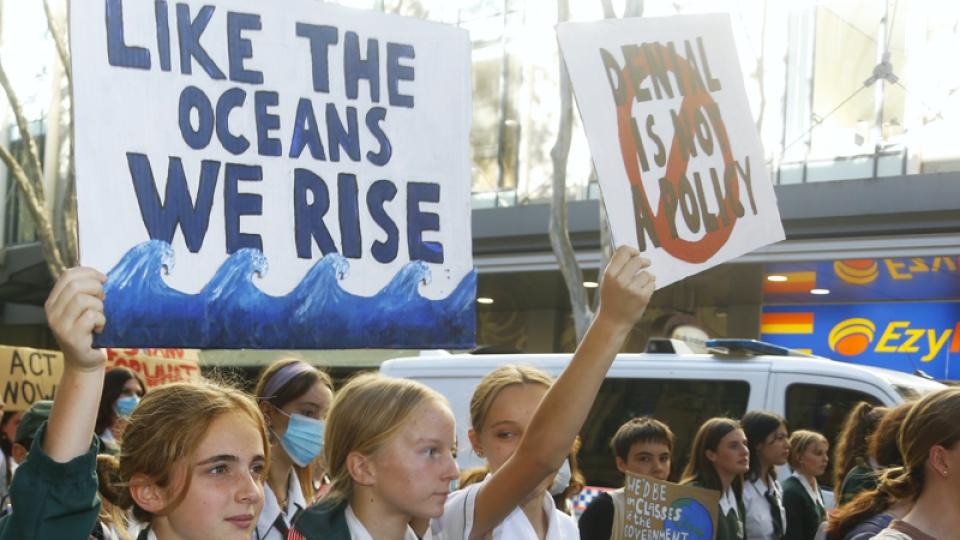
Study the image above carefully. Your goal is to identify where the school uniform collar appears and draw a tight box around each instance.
[719,485,739,518]
[255,469,307,539]
[792,472,823,508]
[344,504,422,540]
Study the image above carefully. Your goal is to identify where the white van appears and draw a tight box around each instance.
[380,340,944,503]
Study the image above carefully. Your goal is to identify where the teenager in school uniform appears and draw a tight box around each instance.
[872,388,960,540]
[578,417,675,540]
[10,268,273,540]
[782,430,828,540]
[741,411,789,540]
[290,246,655,539]
[824,401,915,540]
[681,418,750,540]
[0,268,120,538]
[253,359,333,540]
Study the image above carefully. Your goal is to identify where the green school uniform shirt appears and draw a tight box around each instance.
[289,498,351,540]
[0,422,101,540]
[839,464,877,505]
[688,480,745,540]
[782,475,825,540]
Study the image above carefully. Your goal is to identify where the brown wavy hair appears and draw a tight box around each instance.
[825,401,915,539]
[680,418,744,498]
[831,402,887,494]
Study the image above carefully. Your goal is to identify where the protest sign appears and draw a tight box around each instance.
[558,14,785,288]
[105,348,202,388]
[71,0,474,349]
[622,473,719,540]
[0,346,63,412]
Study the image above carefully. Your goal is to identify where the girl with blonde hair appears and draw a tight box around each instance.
[782,430,828,540]
[254,358,334,539]
[872,388,960,540]
[681,418,750,540]
[291,245,655,539]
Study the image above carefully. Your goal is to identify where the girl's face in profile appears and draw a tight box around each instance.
[153,411,267,540]
[365,399,459,520]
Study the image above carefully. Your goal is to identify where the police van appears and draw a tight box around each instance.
[379,340,945,503]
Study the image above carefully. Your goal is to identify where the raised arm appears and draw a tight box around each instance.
[471,246,654,537]
[43,267,108,462]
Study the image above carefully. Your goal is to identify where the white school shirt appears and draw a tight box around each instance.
[254,470,307,540]
[431,477,579,539]
[719,485,740,519]
[344,504,423,540]
[742,477,785,540]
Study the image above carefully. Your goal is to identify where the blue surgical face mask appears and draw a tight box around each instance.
[114,395,140,418]
[274,409,325,467]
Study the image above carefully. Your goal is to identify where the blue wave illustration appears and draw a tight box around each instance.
[95,240,476,349]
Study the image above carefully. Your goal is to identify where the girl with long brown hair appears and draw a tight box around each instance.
[832,403,887,504]
[681,418,750,540]
[824,401,914,540]
[872,388,960,539]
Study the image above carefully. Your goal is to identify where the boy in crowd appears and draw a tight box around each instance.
[578,417,675,540]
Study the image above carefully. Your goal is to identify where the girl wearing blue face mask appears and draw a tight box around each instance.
[254,359,334,540]
[94,367,146,455]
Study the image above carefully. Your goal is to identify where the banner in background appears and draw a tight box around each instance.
[105,348,202,388]
[761,302,960,380]
[763,256,960,302]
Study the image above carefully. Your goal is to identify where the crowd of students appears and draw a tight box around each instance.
[0,248,956,539]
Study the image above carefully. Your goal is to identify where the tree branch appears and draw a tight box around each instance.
[0,57,46,199]
[0,145,66,278]
[550,0,592,343]
[43,0,72,84]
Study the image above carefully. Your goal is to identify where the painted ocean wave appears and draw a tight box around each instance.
[95,240,476,349]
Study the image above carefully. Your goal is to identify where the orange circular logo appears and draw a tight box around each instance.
[828,318,876,357]
[834,259,879,285]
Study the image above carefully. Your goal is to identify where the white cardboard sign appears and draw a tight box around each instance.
[71,0,475,348]
[558,14,784,288]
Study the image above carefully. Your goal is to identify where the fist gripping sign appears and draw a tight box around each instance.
[558,14,784,288]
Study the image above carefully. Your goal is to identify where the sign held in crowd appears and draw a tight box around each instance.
[105,348,202,388]
[622,473,719,540]
[558,14,785,288]
[0,347,200,410]
[71,0,474,349]
[0,346,62,413]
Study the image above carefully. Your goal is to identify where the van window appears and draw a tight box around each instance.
[785,383,883,486]
[579,378,750,488]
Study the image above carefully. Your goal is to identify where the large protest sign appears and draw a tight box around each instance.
[622,473,720,540]
[558,15,784,288]
[105,348,202,388]
[71,0,474,349]
[0,346,62,413]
